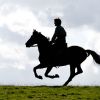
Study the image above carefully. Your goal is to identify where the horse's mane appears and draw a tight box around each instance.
[38,32,49,43]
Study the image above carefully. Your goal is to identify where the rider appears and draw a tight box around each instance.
[51,18,67,52]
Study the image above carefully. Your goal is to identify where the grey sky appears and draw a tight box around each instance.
[1,0,100,28]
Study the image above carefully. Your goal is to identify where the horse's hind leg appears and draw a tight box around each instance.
[33,64,43,79]
[75,64,83,75]
[45,67,59,79]
[63,65,75,86]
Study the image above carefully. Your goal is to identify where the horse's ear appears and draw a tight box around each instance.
[32,29,37,34]
[33,29,36,32]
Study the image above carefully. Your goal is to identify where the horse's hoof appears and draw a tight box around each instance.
[55,74,59,78]
[37,75,43,79]
[63,83,67,86]
[63,82,68,86]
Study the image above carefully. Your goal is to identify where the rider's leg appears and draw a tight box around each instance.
[45,66,59,78]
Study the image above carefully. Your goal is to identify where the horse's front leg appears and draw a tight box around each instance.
[45,66,59,79]
[63,65,75,86]
[33,64,43,79]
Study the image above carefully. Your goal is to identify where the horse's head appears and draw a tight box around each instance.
[25,30,49,47]
[25,30,40,47]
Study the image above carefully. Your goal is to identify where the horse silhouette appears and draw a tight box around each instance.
[25,30,100,86]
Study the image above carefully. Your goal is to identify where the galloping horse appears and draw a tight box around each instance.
[25,30,100,86]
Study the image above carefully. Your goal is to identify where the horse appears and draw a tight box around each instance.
[25,30,100,86]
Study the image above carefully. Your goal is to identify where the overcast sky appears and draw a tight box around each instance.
[0,0,100,86]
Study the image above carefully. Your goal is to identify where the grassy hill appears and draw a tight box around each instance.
[0,86,100,100]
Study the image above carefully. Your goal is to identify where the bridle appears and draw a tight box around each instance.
[32,44,38,47]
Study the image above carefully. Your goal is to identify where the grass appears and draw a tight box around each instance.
[0,86,100,100]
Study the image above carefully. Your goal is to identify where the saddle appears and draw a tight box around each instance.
[49,43,68,62]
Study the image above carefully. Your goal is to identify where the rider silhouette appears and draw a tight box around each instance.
[51,18,67,52]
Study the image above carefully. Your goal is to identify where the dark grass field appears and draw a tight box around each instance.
[0,86,100,100]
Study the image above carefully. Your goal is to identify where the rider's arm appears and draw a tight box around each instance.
[51,34,57,43]
[51,27,58,43]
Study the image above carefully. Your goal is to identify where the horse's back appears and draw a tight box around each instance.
[67,46,87,64]
[68,45,84,50]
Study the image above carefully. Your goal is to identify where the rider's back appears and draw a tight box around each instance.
[54,25,66,45]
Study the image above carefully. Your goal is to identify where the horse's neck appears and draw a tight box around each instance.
[37,43,48,56]
[37,33,49,55]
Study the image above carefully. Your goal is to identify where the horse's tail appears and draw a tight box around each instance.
[86,50,100,64]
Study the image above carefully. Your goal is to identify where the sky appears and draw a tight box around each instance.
[0,0,100,86]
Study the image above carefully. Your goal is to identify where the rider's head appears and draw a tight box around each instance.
[54,18,61,26]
